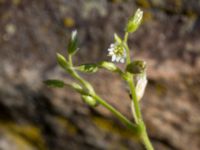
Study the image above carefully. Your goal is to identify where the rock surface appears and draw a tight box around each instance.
[0,0,200,150]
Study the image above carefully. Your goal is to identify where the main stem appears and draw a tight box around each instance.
[142,130,154,150]
[124,32,154,150]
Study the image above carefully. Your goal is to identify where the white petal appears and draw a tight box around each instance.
[110,44,115,48]
[116,56,121,62]
[109,51,114,55]
[123,49,127,57]
[108,48,114,52]
[111,55,116,62]
[120,58,125,63]
[136,75,147,100]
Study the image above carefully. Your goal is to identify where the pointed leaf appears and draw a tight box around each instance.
[114,33,122,43]
[44,79,65,88]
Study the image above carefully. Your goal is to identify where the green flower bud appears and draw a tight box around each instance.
[76,64,98,73]
[68,30,78,55]
[81,95,98,107]
[56,53,69,70]
[126,60,146,74]
[71,83,84,94]
[126,8,143,33]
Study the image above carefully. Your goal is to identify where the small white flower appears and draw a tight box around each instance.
[108,43,126,63]
[135,73,147,101]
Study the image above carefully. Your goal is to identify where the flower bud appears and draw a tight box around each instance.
[126,8,143,33]
[56,53,69,70]
[81,95,98,107]
[135,74,147,101]
[71,83,85,94]
[126,60,146,74]
[68,30,78,55]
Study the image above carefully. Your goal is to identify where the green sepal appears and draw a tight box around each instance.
[68,30,78,55]
[126,60,146,74]
[81,95,98,107]
[114,33,122,43]
[44,79,65,88]
[56,53,69,69]
[76,64,98,73]
[126,8,143,33]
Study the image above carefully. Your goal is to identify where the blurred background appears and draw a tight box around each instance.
[0,0,200,150]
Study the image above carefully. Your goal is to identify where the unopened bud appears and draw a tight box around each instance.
[126,8,143,33]
[135,74,147,101]
[81,95,98,107]
[126,60,146,74]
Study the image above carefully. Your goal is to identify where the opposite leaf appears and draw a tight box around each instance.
[44,79,65,88]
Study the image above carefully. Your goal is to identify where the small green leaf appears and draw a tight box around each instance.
[68,30,78,55]
[44,79,65,88]
[126,60,146,74]
[99,61,118,72]
[126,8,143,33]
[56,53,69,69]
[114,33,122,43]
[76,64,98,73]
[81,95,98,107]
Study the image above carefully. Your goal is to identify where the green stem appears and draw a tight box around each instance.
[67,56,95,94]
[70,70,95,94]
[69,70,139,133]
[141,128,154,150]
[124,35,141,122]
[129,79,154,150]
[128,77,142,122]
[124,32,131,64]
[92,95,139,133]
[68,54,73,66]
[66,59,139,133]
[124,33,154,150]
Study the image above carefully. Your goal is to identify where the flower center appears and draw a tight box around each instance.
[114,45,124,56]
